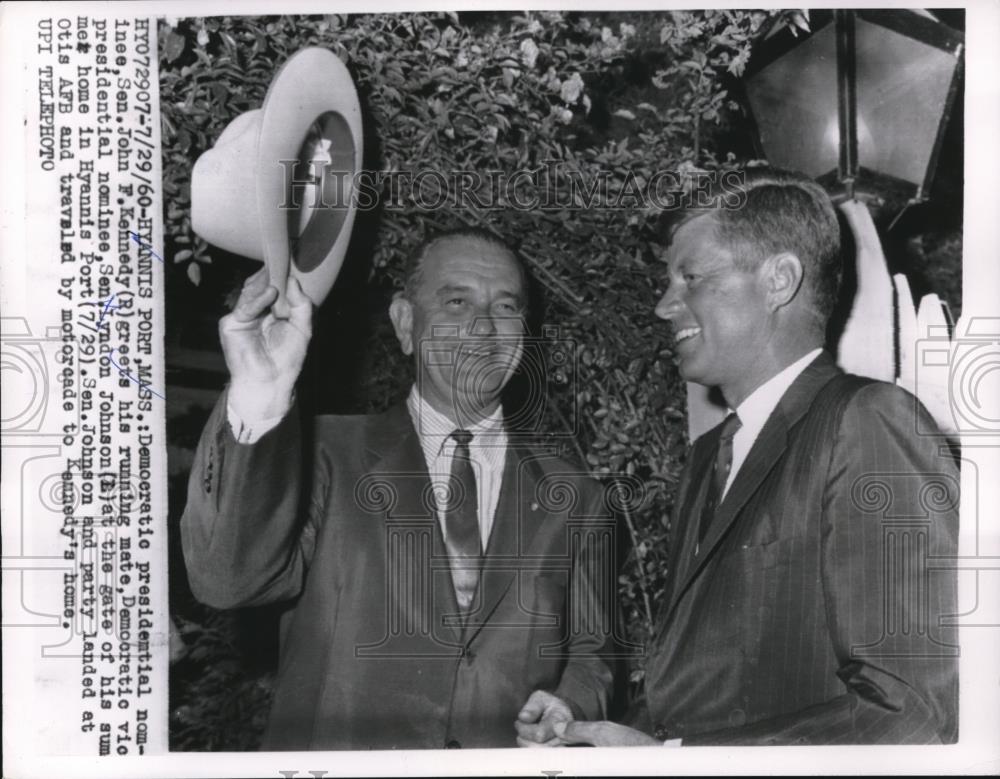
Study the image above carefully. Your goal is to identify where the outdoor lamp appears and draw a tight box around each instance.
[685,9,965,442]
[743,9,964,211]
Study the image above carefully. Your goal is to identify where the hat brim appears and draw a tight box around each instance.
[256,47,363,313]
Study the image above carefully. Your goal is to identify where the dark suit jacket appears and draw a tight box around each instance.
[639,352,958,745]
[181,396,615,750]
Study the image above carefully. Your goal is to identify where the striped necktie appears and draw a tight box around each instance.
[697,412,742,548]
[444,429,481,613]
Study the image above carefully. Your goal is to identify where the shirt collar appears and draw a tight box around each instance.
[733,348,823,436]
[406,386,505,454]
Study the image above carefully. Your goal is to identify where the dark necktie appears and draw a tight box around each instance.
[697,412,742,547]
[445,429,481,612]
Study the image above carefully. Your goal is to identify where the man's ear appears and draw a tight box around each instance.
[389,293,414,356]
[762,252,804,310]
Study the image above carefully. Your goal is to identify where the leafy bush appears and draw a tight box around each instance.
[161,10,801,749]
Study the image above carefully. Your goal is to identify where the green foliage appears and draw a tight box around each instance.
[169,609,275,750]
[161,10,791,749]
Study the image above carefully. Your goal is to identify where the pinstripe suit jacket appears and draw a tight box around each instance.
[639,352,958,744]
[181,396,615,750]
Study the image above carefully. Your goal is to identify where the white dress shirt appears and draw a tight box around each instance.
[723,348,823,499]
[405,386,507,552]
[227,385,507,552]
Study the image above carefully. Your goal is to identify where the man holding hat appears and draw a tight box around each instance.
[181,229,616,750]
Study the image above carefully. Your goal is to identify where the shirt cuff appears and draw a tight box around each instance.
[226,394,291,444]
[663,738,683,747]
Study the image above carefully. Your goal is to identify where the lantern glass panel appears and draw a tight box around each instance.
[854,18,958,186]
[745,24,838,179]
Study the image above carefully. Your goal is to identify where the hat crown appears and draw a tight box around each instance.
[191,47,363,310]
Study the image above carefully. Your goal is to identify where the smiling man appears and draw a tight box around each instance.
[517,167,959,747]
[181,229,615,749]
[389,232,527,431]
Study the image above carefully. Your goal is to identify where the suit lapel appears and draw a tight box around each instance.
[366,410,553,648]
[666,352,842,617]
[659,436,715,618]
[364,404,463,649]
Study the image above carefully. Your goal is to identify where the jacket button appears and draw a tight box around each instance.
[445,739,461,749]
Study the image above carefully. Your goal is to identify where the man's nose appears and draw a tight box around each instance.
[468,313,498,337]
[655,285,682,321]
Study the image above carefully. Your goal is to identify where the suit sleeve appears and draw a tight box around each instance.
[180,391,325,609]
[684,382,959,745]
[553,481,617,720]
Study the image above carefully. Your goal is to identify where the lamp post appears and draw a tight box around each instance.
[743,9,964,213]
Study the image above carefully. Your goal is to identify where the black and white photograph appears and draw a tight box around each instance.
[163,6,964,750]
[2,2,1000,777]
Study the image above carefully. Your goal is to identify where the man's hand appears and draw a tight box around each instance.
[221,269,312,420]
[515,690,574,747]
[555,721,662,747]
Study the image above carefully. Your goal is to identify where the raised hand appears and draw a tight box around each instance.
[220,269,313,419]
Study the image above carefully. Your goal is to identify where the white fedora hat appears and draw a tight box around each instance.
[191,47,363,314]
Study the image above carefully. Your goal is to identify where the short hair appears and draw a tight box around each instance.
[660,166,842,323]
[402,227,526,301]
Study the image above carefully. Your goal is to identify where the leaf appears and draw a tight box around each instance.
[613,109,636,121]
[727,47,751,76]
[186,262,202,286]
[164,31,186,63]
